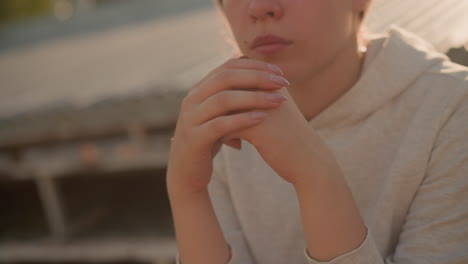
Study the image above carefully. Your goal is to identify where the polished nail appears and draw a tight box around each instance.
[249,111,267,120]
[267,93,288,103]
[270,75,290,87]
[268,64,284,76]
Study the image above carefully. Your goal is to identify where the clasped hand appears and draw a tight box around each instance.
[167,57,341,197]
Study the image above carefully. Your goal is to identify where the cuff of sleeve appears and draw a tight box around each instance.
[176,243,233,264]
[176,252,182,264]
[304,227,383,264]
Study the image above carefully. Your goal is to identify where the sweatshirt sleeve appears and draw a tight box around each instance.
[175,147,255,264]
[305,83,468,264]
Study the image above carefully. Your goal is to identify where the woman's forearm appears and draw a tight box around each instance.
[168,186,230,264]
[294,165,367,262]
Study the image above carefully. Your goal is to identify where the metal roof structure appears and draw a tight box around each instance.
[367,0,468,52]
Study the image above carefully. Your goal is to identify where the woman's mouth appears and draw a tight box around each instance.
[251,34,293,55]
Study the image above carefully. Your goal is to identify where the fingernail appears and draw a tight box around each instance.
[249,111,267,120]
[268,64,284,76]
[267,93,288,103]
[270,75,290,87]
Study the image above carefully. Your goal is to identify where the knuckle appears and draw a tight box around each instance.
[186,85,197,97]
[225,58,238,67]
[181,95,193,110]
[215,90,231,108]
[217,68,233,83]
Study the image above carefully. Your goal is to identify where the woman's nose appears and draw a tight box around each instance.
[248,0,283,21]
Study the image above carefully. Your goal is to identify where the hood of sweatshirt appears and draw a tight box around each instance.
[308,25,449,129]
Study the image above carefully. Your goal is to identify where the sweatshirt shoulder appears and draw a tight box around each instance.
[418,60,468,132]
[427,58,468,82]
[388,25,468,95]
[403,57,468,135]
[419,58,468,99]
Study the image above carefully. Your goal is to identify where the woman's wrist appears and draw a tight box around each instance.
[167,178,208,202]
[168,183,230,264]
[166,162,212,200]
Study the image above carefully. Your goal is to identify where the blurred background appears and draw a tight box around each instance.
[0,0,467,264]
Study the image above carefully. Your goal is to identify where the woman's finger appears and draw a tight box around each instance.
[193,89,288,125]
[197,110,269,145]
[187,57,284,97]
[187,68,290,105]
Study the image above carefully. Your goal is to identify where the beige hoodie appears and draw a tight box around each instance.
[176,25,468,264]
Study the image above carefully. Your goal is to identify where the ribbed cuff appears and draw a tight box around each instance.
[176,243,233,264]
[304,227,383,264]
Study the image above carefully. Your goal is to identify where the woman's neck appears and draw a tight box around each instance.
[289,38,367,122]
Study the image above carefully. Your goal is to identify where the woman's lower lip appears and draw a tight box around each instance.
[254,43,291,55]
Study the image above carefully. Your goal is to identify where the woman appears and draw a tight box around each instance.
[167,0,468,263]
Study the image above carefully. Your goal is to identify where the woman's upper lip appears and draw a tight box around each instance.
[251,34,292,49]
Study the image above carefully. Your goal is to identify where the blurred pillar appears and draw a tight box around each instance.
[36,173,68,241]
[75,0,96,12]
